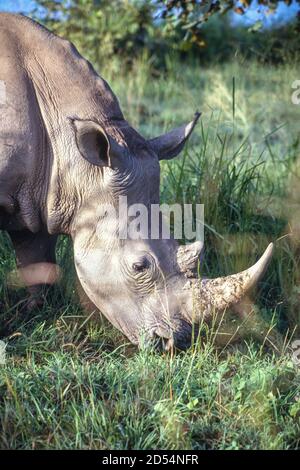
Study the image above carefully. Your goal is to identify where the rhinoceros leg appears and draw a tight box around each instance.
[8,230,58,310]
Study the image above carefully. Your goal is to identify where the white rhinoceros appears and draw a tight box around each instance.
[0,13,273,349]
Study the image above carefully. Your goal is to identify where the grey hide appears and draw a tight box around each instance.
[0,14,273,349]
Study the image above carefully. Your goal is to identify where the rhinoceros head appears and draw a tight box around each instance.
[67,113,273,349]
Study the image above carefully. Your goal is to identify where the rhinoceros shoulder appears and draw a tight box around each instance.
[0,13,123,123]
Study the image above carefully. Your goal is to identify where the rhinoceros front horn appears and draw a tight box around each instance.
[185,243,274,322]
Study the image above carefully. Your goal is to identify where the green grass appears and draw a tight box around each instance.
[1,56,300,449]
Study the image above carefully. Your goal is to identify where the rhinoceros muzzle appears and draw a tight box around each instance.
[136,242,274,351]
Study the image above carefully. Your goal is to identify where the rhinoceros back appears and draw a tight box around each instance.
[0,13,124,232]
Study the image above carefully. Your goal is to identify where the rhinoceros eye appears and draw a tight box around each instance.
[132,256,150,273]
[126,254,160,291]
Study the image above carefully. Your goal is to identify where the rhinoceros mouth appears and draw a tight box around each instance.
[152,333,174,352]
[145,318,198,351]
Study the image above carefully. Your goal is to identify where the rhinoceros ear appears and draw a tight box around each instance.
[148,112,201,161]
[72,119,115,167]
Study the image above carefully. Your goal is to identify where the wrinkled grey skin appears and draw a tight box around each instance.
[0,13,201,349]
[0,14,273,350]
